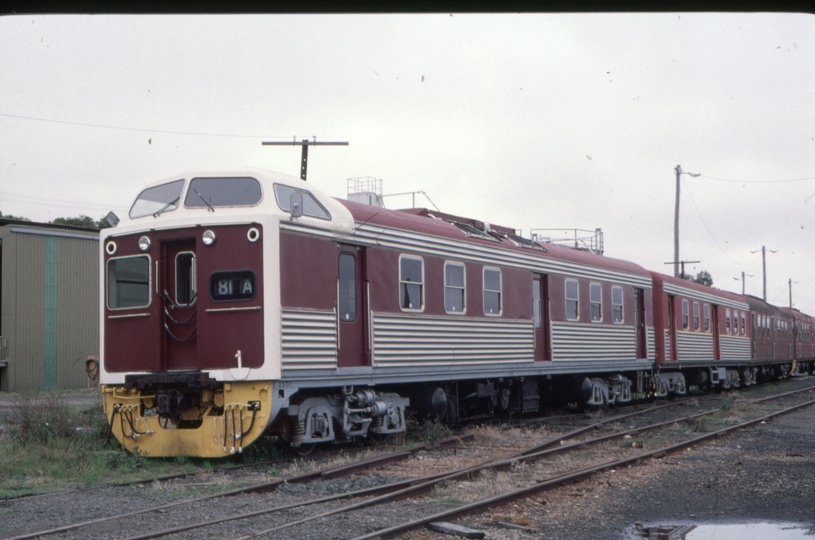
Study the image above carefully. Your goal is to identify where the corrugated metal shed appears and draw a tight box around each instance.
[0,220,100,391]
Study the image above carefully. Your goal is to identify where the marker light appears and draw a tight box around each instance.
[138,236,151,252]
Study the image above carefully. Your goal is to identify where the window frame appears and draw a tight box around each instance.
[611,285,623,324]
[106,254,152,311]
[682,299,689,330]
[184,176,262,209]
[483,266,502,316]
[338,252,357,322]
[272,183,332,220]
[565,279,579,321]
[589,282,603,322]
[399,254,425,312]
[726,308,731,334]
[174,251,197,306]
[704,304,711,332]
[444,261,467,315]
[693,302,700,331]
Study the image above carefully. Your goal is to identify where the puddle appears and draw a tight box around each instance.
[633,522,813,539]
[686,523,812,539]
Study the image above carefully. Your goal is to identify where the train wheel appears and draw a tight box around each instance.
[278,418,316,457]
[287,442,315,457]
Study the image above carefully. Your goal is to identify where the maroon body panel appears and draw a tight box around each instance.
[105,224,264,373]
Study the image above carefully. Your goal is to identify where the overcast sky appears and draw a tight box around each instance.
[1,13,813,313]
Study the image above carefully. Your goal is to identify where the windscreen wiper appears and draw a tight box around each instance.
[193,188,215,212]
[153,197,180,218]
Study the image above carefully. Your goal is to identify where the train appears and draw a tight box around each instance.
[99,168,815,457]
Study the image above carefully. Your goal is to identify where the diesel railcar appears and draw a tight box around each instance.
[99,168,813,457]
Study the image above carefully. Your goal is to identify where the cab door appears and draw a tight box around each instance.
[337,246,367,367]
[161,238,198,371]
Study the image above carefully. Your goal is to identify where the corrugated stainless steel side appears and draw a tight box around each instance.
[719,335,750,361]
[675,331,714,361]
[281,309,338,370]
[551,321,636,361]
[372,313,534,367]
[280,221,652,289]
[647,327,656,360]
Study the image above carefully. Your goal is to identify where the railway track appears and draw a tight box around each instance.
[4,380,813,540]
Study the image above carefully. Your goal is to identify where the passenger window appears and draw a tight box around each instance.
[704,304,711,332]
[399,255,424,311]
[693,302,700,331]
[444,262,466,314]
[611,286,623,323]
[107,255,151,309]
[565,279,579,321]
[483,267,502,316]
[590,283,602,322]
[682,300,689,330]
[533,278,542,329]
[726,309,731,334]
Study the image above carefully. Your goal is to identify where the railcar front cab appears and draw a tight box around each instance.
[100,174,278,457]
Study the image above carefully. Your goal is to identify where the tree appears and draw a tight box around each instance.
[687,270,713,287]
[51,215,112,229]
[0,210,31,221]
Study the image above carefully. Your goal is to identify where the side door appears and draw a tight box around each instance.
[667,296,677,361]
[635,288,647,359]
[337,245,367,367]
[533,275,551,361]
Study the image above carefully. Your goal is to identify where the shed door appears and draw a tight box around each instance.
[337,246,367,367]
[161,238,198,371]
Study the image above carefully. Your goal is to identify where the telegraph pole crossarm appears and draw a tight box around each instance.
[262,137,349,181]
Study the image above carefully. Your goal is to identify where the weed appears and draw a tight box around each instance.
[408,418,452,445]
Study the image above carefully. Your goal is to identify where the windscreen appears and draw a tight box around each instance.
[184,177,262,208]
[129,179,185,219]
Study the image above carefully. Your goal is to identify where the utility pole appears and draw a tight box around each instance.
[262,137,348,181]
[751,246,777,302]
[673,165,701,277]
[733,271,753,295]
[789,278,797,308]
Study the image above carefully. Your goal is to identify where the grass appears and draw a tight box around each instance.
[0,390,284,497]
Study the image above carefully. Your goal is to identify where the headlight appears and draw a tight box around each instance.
[138,236,151,252]
[105,241,117,255]
[202,229,216,246]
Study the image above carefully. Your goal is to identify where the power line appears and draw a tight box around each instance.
[698,174,815,184]
[682,179,746,266]
[0,112,287,139]
[0,190,126,213]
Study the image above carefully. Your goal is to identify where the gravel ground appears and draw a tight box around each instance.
[1,379,814,540]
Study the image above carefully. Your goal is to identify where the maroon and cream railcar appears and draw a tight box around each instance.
[650,273,753,389]
[744,295,802,379]
[782,308,815,371]
[100,168,662,457]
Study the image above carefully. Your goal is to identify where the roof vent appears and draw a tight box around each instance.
[347,177,385,208]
